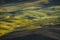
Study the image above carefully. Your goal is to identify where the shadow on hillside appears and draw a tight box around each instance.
[0,34,57,40]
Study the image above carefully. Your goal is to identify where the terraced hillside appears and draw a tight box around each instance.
[0,0,60,40]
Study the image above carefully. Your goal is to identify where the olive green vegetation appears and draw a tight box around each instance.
[0,5,60,36]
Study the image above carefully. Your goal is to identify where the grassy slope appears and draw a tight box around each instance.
[0,5,60,37]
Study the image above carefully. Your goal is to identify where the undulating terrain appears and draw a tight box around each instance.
[0,0,60,40]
